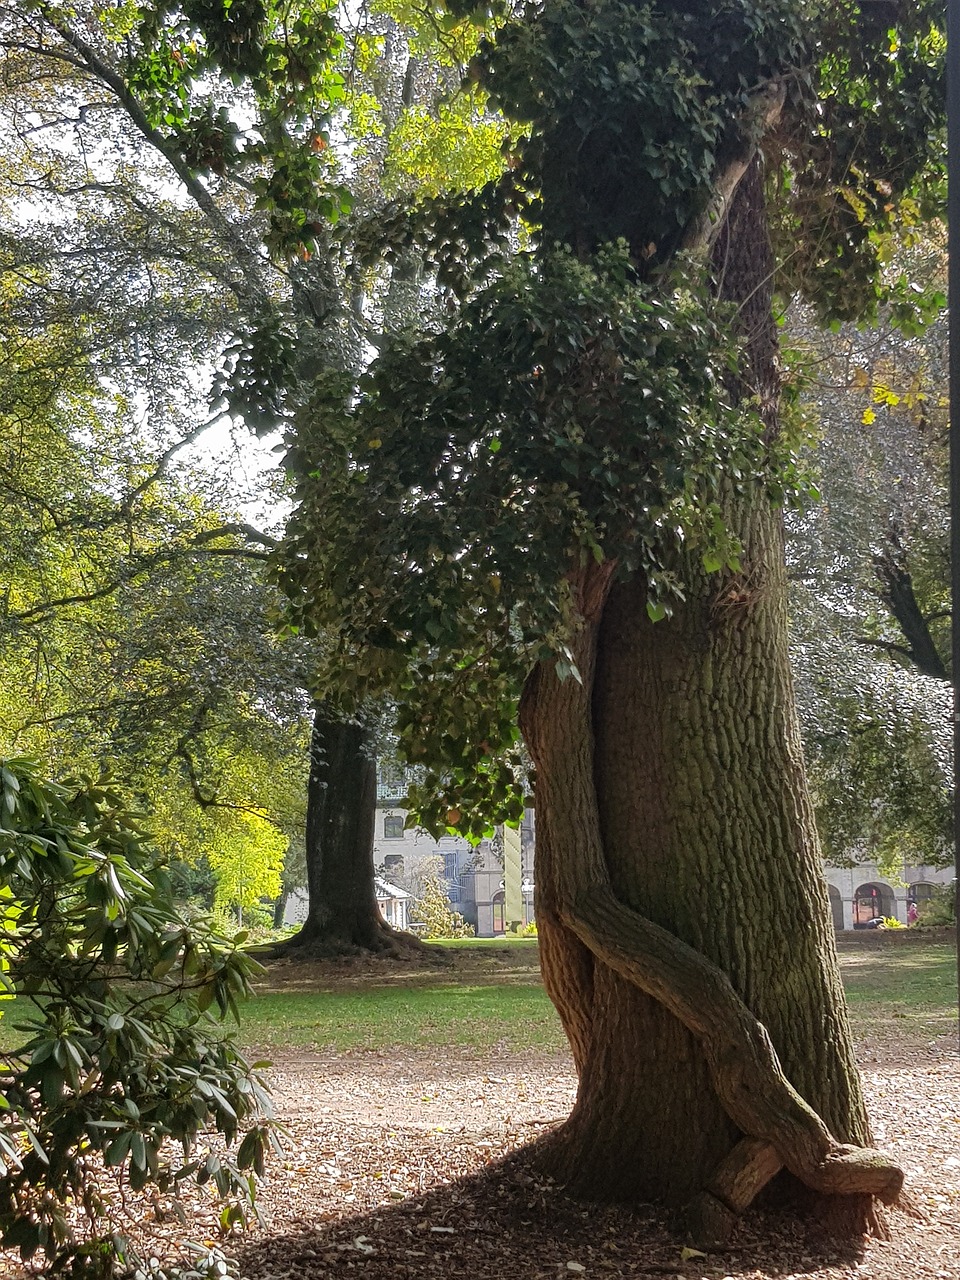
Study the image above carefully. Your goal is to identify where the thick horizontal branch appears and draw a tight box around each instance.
[9,528,275,624]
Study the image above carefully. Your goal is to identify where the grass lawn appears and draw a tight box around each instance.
[0,940,955,1058]
[838,942,958,1043]
[239,983,564,1053]
[235,940,958,1055]
[429,936,539,949]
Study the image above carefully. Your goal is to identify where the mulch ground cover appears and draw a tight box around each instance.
[229,1030,960,1280]
[2,943,958,1280]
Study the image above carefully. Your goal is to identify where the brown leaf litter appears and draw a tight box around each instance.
[2,942,958,1280]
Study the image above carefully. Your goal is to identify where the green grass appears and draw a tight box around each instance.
[838,944,958,1039]
[239,942,957,1055]
[429,936,539,949]
[1,942,955,1059]
[238,983,565,1053]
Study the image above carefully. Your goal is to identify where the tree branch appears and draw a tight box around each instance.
[118,417,228,515]
[8,527,275,624]
[173,737,286,831]
[678,80,786,254]
[872,541,949,682]
[192,523,279,550]
[28,4,271,309]
[854,636,916,664]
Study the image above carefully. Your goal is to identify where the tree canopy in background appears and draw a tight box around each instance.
[0,307,311,921]
[786,248,952,871]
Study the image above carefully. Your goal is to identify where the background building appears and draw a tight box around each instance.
[823,860,953,929]
[291,762,949,936]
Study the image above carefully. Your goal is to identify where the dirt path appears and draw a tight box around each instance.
[58,1031,953,1280]
[3,945,958,1279]
[217,1030,957,1280]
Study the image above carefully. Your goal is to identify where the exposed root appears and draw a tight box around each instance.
[814,1193,888,1242]
[710,1139,783,1209]
[265,923,438,963]
[566,885,903,1213]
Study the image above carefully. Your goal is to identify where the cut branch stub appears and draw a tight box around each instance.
[566,886,904,1206]
[686,1139,783,1249]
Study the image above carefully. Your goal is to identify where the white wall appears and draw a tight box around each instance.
[823,861,953,929]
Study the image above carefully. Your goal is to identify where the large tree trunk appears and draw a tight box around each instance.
[277,706,424,957]
[519,164,902,1240]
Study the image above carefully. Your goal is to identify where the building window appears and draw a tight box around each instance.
[853,881,895,926]
[383,815,404,840]
[383,853,404,878]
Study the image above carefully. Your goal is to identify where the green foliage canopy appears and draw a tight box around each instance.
[0,328,310,910]
[281,245,764,836]
[786,267,952,871]
[279,0,947,836]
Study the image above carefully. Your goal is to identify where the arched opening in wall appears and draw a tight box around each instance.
[909,881,936,905]
[853,881,895,927]
[491,891,506,936]
[827,884,844,932]
[908,881,936,924]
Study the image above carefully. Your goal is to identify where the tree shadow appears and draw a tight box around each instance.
[234,1145,867,1279]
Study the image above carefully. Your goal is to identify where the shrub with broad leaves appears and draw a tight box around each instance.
[0,758,277,1276]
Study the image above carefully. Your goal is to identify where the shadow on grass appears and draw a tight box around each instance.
[233,1145,866,1280]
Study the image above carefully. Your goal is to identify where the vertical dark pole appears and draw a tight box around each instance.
[949,0,960,1054]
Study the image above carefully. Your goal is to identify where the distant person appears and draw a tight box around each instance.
[907,900,919,925]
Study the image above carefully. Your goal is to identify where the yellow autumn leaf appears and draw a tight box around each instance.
[680,1246,707,1261]
[872,384,900,407]
[861,407,876,425]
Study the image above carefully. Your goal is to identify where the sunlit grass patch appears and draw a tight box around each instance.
[238,983,566,1054]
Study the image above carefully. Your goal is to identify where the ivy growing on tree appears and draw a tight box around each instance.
[278,0,946,1242]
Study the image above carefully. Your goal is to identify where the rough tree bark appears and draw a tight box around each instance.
[276,705,426,957]
[519,162,903,1242]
